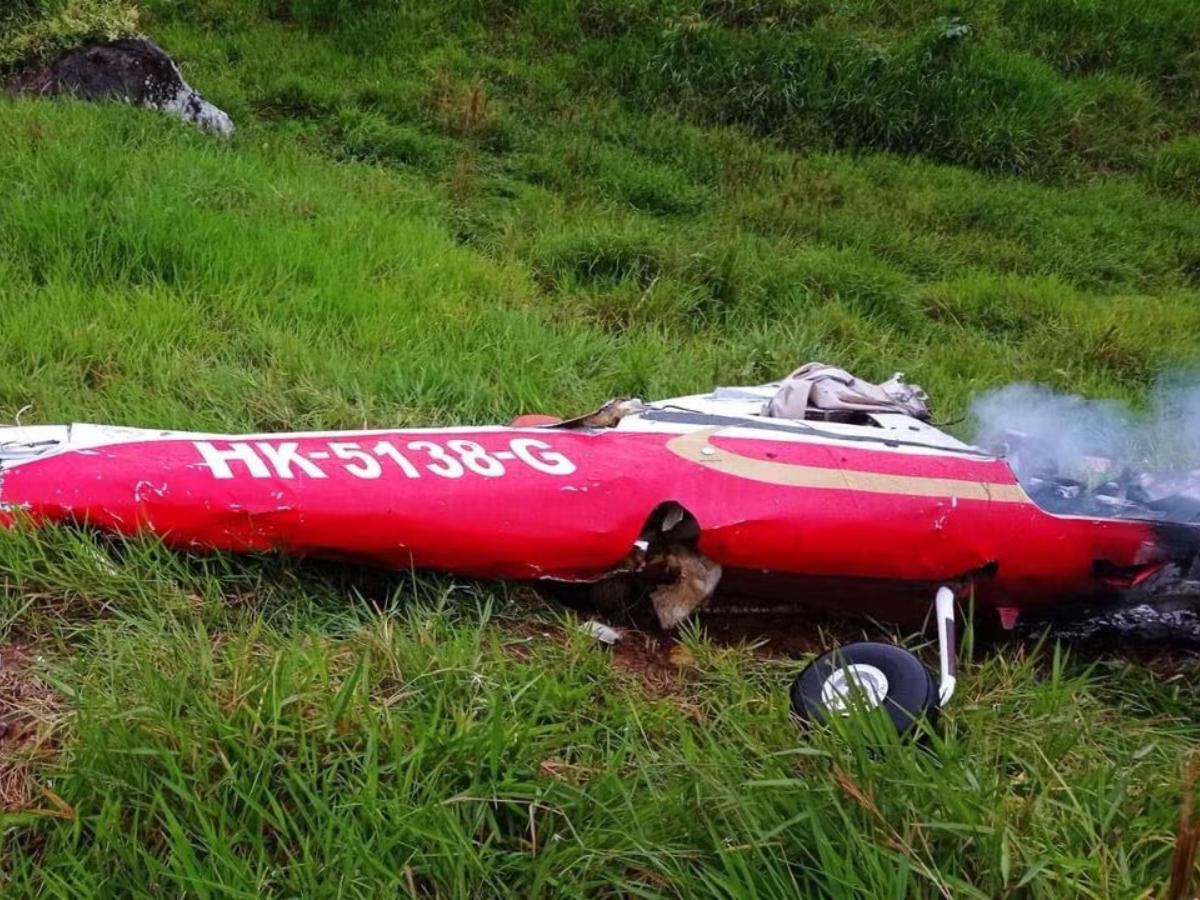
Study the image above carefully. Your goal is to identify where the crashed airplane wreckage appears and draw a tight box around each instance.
[2,363,1199,732]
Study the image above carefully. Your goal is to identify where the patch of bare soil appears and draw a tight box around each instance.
[516,585,1200,702]
[496,615,567,663]
[0,646,71,816]
[609,632,682,695]
[694,608,896,658]
[497,613,684,693]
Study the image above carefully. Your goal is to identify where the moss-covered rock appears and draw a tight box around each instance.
[0,0,140,73]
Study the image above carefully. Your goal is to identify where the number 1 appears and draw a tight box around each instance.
[373,441,421,478]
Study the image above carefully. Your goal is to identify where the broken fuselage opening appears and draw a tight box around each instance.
[582,501,723,630]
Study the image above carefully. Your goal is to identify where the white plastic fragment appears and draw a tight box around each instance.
[578,620,623,645]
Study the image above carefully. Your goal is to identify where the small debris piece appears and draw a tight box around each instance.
[650,548,723,629]
[578,620,623,645]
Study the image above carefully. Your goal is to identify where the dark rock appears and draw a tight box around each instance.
[6,37,233,135]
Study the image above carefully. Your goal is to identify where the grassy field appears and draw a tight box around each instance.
[2,1,1200,896]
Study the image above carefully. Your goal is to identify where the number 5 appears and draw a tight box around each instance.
[329,442,382,479]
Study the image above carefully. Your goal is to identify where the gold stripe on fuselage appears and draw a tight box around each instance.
[664,428,1029,503]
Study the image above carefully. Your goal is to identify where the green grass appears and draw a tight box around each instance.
[3,526,1199,898]
[2,0,1200,895]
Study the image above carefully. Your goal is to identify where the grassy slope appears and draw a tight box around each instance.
[1,1,1200,896]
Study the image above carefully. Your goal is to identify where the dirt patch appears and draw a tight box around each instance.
[514,587,1200,707]
[496,614,567,663]
[497,612,684,692]
[610,632,681,695]
[694,608,895,658]
[0,645,70,815]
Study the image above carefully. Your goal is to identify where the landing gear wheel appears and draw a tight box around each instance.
[791,642,939,736]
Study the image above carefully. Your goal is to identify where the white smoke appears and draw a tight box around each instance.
[970,376,1200,485]
[1154,373,1200,462]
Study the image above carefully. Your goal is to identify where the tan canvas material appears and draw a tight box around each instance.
[764,363,931,421]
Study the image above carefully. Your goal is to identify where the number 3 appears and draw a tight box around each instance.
[407,441,465,478]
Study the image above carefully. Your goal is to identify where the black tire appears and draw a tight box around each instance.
[790,641,939,736]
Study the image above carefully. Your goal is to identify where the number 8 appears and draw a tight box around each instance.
[446,440,505,477]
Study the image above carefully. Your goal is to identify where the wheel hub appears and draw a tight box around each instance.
[819,663,889,713]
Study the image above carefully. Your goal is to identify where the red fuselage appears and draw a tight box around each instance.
[0,413,1166,623]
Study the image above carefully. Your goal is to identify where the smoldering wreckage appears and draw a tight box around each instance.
[3,364,1200,734]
